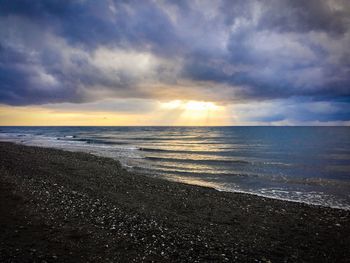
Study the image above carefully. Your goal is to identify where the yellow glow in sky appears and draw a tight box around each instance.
[0,100,230,126]
[161,100,219,111]
[160,100,225,126]
[0,106,147,126]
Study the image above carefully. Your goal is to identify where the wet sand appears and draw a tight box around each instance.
[0,142,349,262]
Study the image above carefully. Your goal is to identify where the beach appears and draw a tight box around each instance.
[0,141,349,262]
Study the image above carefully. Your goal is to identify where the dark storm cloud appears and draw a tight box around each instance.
[0,44,73,105]
[181,0,350,101]
[0,0,180,52]
[0,0,349,122]
[262,0,350,35]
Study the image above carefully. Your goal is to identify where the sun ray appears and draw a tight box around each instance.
[160,100,225,126]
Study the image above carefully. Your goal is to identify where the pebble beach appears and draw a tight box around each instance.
[0,142,349,262]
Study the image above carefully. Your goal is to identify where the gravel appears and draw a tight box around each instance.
[0,142,349,262]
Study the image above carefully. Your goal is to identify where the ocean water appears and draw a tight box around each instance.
[1,126,349,209]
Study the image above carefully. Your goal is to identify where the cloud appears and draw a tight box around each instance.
[230,98,350,124]
[257,0,350,35]
[0,0,349,123]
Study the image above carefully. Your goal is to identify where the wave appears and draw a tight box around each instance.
[120,137,199,141]
[57,137,130,145]
[139,147,229,155]
[144,156,291,167]
[145,156,250,165]
[139,164,350,189]
[287,177,350,187]
[64,135,76,138]
[133,166,254,178]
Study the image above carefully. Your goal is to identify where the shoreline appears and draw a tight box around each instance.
[1,141,349,262]
[164,175,350,211]
[3,139,349,211]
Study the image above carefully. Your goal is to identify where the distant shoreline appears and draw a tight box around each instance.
[0,142,349,262]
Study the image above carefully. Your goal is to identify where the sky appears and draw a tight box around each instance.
[0,0,349,126]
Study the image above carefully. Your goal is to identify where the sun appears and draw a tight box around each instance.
[160,100,225,125]
[184,101,219,111]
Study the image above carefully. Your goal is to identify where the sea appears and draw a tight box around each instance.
[0,126,349,209]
